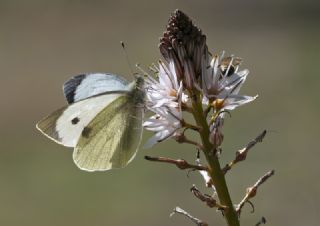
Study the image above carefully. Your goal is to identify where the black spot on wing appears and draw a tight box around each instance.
[71,117,80,125]
[63,74,86,104]
[81,127,92,138]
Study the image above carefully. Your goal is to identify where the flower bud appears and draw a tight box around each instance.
[209,117,224,147]
[210,128,224,147]
[159,10,208,89]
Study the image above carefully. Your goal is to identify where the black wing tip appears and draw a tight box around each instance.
[63,74,87,104]
[63,73,130,104]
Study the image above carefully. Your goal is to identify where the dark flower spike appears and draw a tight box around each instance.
[160,9,208,89]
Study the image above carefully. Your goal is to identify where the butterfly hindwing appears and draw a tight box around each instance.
[73,95,143,171]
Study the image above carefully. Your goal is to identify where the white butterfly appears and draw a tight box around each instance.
[37,73,145,172]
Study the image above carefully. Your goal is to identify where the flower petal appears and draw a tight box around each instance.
[223,94,258,110]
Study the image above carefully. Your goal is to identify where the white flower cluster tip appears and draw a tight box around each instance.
[143,61,185,148]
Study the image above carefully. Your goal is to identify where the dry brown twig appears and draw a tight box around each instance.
[223,130,267,174]
[173,130,204,150]
[144,156,208,171]
[170,207,209,226]
[236,170,275,215]
[190,185,228,210]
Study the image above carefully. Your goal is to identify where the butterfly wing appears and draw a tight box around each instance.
[63,73,129,104]
[73,95,144,171]
[37,74,145,171]
[36,93,124,147]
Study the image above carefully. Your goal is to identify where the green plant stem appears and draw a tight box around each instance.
[191,93,240,226]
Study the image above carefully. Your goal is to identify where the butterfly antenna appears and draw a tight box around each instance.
[120,41,137,78]
[136,63,150,78]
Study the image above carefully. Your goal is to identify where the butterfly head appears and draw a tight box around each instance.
[135,76,144,89]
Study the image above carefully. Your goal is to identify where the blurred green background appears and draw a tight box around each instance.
[0,0,319,225]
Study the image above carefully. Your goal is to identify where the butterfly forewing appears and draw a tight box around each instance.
[36,107,67,144]
[37,94,123,147]
[63,73,129,104]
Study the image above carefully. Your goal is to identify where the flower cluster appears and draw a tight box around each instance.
[143,10,257,148]
[143,10,273,226]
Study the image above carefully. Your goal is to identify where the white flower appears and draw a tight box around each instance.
[143,60,188,148]
[202,53,245,99]
[145,60,187,108]
[143,106,182,148]
[213,95,258,112]
[202,52,257,111]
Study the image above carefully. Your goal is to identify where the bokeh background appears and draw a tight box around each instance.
[0,0,319,225]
